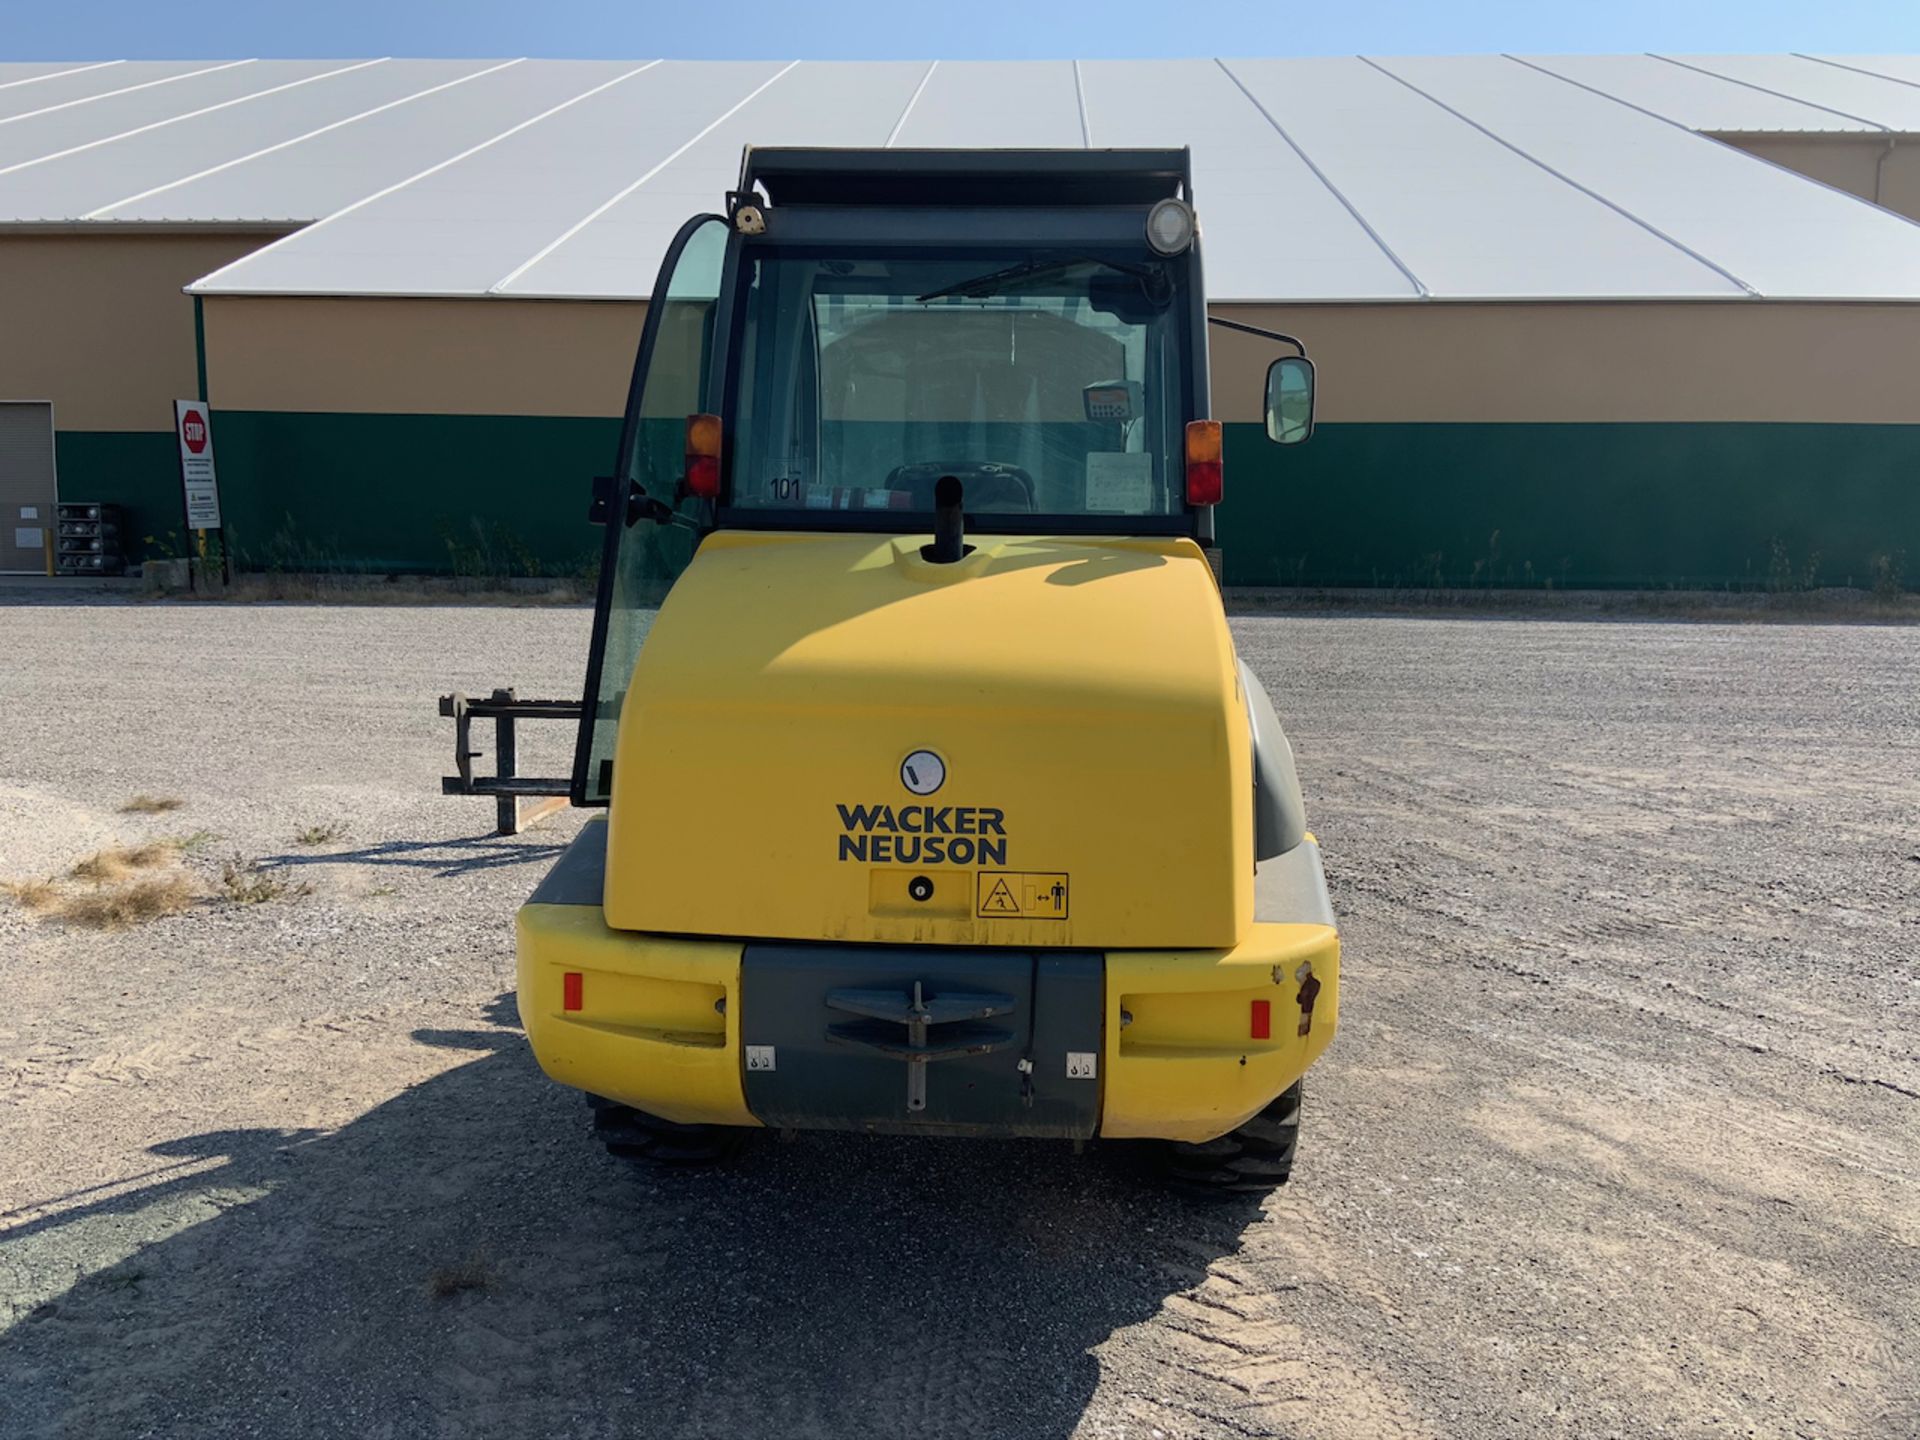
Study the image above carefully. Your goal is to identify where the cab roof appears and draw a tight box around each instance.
[738,147,1192,209]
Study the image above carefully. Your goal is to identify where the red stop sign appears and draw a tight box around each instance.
[182,410,207,454]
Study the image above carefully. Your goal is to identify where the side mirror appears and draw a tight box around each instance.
[1265,355,1315,445]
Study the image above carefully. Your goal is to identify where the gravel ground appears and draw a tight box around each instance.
[0,599,1915,1440]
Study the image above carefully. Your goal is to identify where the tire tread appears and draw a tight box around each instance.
[585,1095,742,1167]
[1162,1081,1303,1194]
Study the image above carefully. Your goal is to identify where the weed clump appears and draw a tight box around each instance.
[57,875,199,931]
[294,822,349,847]
[1869,550,1907,601]
[1,878,60,912]
[120,795,184,814]
[4,871,199,930]
[69,845,176,883]
[219,857,312,905]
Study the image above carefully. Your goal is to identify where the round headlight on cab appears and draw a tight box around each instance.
[1145,197,1195,256]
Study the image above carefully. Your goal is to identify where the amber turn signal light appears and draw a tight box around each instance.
[1185,419,1223,506]
[685,412,722,499]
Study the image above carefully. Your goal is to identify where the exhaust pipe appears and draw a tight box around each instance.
[925,474,967,564]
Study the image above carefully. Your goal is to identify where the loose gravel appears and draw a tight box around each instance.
[1,599,1914,1439]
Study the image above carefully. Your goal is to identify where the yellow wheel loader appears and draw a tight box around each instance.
[511,147,1338,1191]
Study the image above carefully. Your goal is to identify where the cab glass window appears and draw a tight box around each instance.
[729,250,1185,523]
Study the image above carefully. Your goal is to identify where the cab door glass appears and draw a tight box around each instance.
[573,215,728,804]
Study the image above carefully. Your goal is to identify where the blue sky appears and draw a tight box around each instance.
[5,0,1919,60]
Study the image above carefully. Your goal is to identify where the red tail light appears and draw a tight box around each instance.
[1250,999,1271,1039]
[1185,420,1223,506]
[563,972,583,1012]
[685,412,722,499]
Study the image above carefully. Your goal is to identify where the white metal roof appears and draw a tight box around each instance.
[1375,54,1920,300]
[4,59,512,223]
[504,60,930,299]
[1516,53,1885,133]
[1819,55,1920,90]
[0,61,377,172]
[1664,54,1920,132]
[98,60,647,227]
[890,62,1086,150]
[0,54,1914,302]
[1220,56,1745,299]
[0,60,234,122]
[0,62,91,87]
[1084,59,1421,301]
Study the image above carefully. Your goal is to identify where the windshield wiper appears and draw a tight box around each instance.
[915,254,1159,303]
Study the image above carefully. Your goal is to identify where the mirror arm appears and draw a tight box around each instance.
[1207,315,1306,357]
[589,475,691,529]
[634,495,704,532]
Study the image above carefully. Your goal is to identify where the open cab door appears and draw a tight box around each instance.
[571,214,730,805]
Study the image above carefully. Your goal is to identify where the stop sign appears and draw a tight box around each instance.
[181,409,208,454]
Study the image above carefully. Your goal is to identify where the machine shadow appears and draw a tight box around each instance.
[258,834,569,878]
[3,994,1270,1440]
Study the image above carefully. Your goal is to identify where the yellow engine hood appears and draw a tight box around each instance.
[604,531,1252,949]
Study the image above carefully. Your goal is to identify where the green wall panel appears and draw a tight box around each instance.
[212,410,619,575]
[1219,422,1920,590]
[191,411,1918,589]
[53,431,181,563]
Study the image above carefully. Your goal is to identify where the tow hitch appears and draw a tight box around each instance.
[826,980,1017,1112]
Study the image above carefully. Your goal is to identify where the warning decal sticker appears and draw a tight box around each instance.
[976,871,1069,920]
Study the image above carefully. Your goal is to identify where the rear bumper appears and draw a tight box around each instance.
[1101,923,1338,1141]
[516,821,1338,1142]
[516,902,756,1127]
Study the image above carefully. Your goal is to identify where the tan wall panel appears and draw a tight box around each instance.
[0,232,275,431]
[208,291,1920,428]
[1884,143,1920,222]
[1210,302,1920,424]
[1716,133,1920,222]
[204,295,646,417]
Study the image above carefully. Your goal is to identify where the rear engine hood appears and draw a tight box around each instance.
[604,531,1252,949]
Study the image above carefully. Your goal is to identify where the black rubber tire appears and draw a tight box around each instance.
[585,1094,743,1167]
[1162,1081,1302,1194]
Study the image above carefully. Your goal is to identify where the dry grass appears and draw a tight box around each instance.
[425,1256,495,1300]
[10,840,302,928]
[69,844,177,884]
[5,870,200,929]
[2,877,61,912]
[219,857,312,906]
[119,794,184,814]
[294,822,349,847]
[55,874,199,931]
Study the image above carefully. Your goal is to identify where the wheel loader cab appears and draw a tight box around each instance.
[517,148,1340,1184]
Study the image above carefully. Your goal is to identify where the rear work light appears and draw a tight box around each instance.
[1185,420,1223,507]
[685,412,722,499]
[1146,197,1196,256]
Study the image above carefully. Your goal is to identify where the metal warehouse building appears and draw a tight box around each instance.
[2,53,1919,587]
